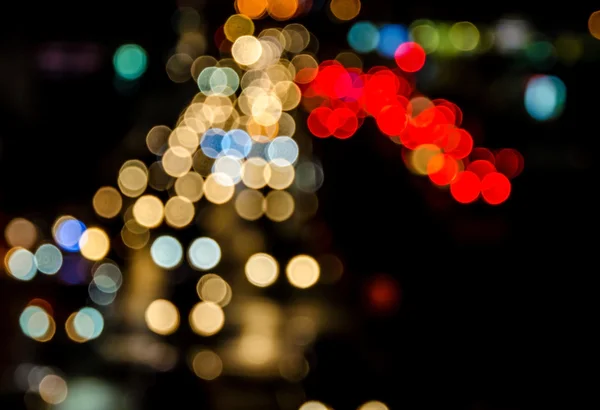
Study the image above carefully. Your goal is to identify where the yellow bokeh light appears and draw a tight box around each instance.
[286,255,320,289]
[164,196,195,228]
[330,0,361,21]
[299,401,328,410]
[146,125,171,156]
[265,190,294,222]
[189,301,225,336]
[411,24,440,54]
[245,252,279,287]
[79,228,110,261]
[224,14,255,42]
[235,189,265,221]
[118,160,148,198]
[133,195,164,228]
[232,35,263,66]
[168,126,200,154]
[192,349,223,380]
[197,274,232,306]
[145,299,180,336]
[449,21,480,51]
[162,146,193,177]
[204,173,235,204]
[358,401,389,410]
[93,186,123,219]
[267,162,295,190]
[175,171,204,202]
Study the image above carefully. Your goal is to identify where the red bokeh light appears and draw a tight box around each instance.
[394,42,426,73]
[367,274,401,314]
[300,56,521,206]
[495,148,524,179]
[450,171,481,204]
[481,172,512,205]
[467,159,496,180]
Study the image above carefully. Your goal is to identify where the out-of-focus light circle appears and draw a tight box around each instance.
[524,75,566,121]
[150,236,183,269]
[4,218,37,249]
[39,374,68,405]
[588,11,600,40]
[189,301,225,336]
[204,173,235,204]
[192,350,223,380]
[19,305,48,338]
[78,228,110,261]
[73,307,104,340]
[448,21,480,51]
[88,283,117,306]
[212,155,243,185]
[7,248,37,281]
[267,136,299,166]
[241,157,271,189]
[196,274,232,306]
[188,237,221,270]
[92,262,122,293]
[200,128,227,158]
[286,255,320,289]
[145,299,180,335]
[224,14,255,42]
[330,0,361,21]
[223,129,253,158]
[133,195,164,228]
[232,35,263,66]
[113,44,148,80]
[34,244,62,275]
[299,401,328,410]
[377,24,409,58]
[394,41,426,72]
[295,161,325,193]
[164,196,195,228]
[53,217,86,252]
[358,401,389,410]
[245,253,279,287]
[93,187,123,219]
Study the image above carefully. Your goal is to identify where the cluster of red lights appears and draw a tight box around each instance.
[300,42,523,205]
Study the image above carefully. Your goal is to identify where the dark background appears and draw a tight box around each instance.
[0,1,596,409]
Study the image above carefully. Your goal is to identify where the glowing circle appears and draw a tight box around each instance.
[347,21,380,53]
[150,236,183,269]
[188,237,221,270]
[113,44,148,80]
[524,75,566,121]
[34,244,62,275]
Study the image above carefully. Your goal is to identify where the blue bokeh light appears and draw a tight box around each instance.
[55,219,86,252]
[200,128,226,158]
[377,24,409,58]
[222,129,252,158]
[524,75,566,121]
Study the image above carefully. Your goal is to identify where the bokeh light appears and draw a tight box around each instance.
[113,44,148,80]
[524,75,566,121]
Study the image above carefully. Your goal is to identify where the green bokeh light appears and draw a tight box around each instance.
[113,44,147,80]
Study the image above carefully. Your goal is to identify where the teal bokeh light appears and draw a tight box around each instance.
[113,44,148,80]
